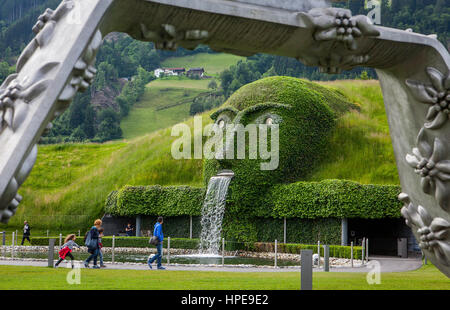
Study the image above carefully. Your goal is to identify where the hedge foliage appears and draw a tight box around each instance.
[106,180,402,220]
[270,180,403,219]
[29,237,361,259]
[105,185,205,217]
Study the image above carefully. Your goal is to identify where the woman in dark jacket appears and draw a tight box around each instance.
[84,219,102,269]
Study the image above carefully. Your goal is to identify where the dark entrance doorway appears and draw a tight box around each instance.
[348,218,419,256]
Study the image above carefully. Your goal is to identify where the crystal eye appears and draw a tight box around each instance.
[218,120,225,129]
[265,117,273,126]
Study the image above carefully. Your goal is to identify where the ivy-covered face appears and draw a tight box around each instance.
[203,76,349,215]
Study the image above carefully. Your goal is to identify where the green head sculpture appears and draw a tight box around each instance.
[203,76,354,218]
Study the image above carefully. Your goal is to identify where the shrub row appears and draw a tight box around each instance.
[106,180,402,220]
[270,180,402,219]
[105,185,205,217]
[253,242,363,260]
[30,237,361,259]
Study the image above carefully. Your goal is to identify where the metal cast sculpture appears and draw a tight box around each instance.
[0,0,449,276]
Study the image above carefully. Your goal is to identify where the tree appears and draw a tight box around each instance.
[208,79,218,90]
[70,126,87,142]
[190,102,204,115]
[82,105,96,139]
[219,70,234,97]
[95,108,122,142]
[359,71,370,80]
[0,61,10,84]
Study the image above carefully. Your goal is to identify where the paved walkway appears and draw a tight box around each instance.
[0,256,423,273]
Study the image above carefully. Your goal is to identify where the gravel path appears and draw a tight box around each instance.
[0,256,423,273]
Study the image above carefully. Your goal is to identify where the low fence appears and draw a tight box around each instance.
[1,231,368,268]
[14,235,363,260]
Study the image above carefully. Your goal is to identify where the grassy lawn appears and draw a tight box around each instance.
[161,53,244,77]
[307,80,399,185]
[0,264,447,290]
[120,85,204,139]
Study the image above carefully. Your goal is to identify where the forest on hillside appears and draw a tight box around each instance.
[0,0,448,143]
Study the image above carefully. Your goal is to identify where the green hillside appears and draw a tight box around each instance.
[120,82,204,139]
[306,80,399,184]
[1,79,398,230]
[120,53,241,139]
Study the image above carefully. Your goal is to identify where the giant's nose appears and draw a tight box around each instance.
[215,126,239,161]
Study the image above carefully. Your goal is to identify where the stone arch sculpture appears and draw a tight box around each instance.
[0,0,449,277]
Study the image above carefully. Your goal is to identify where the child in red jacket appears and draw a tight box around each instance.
[55,234,80,269]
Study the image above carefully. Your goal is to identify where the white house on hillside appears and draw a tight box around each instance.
[154,68,186,78]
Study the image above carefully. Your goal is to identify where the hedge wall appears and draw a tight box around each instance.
[270,180,403,219]
[105,185,205,217]
[106,180,402,220]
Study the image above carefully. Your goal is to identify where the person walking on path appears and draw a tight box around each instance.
[21,221,31,245]
[98,227,106,268]
[148,217,166,270]
[55,234,80,269]
[84,219,102,269]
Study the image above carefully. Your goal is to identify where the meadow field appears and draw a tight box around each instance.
[0,264,447,290]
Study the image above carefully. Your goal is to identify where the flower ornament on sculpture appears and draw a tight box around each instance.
[406,129,450,211]
[400,199,450,266]
[406,67,450,130]
[298,8,380,74]
[306,8,380,51]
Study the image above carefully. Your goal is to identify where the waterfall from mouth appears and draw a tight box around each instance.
[199,172,233,255]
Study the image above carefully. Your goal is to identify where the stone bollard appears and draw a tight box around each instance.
[48,239,55,268]
[300,249,313,290]
[11,232,15,260]
[274,239,278,268]
[167,237,170,266]
[351,241,354,268]
[1,232,4,258]
[112,235,115,264]
[366,238,369,263]
[361,238,365,265]
[222,238,225,267]
[189,216,193,239]
[323,245,330,272]
[317,241,321,268]
[59,233,62,247]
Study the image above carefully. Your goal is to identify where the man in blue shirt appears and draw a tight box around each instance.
[148,217,166,270]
